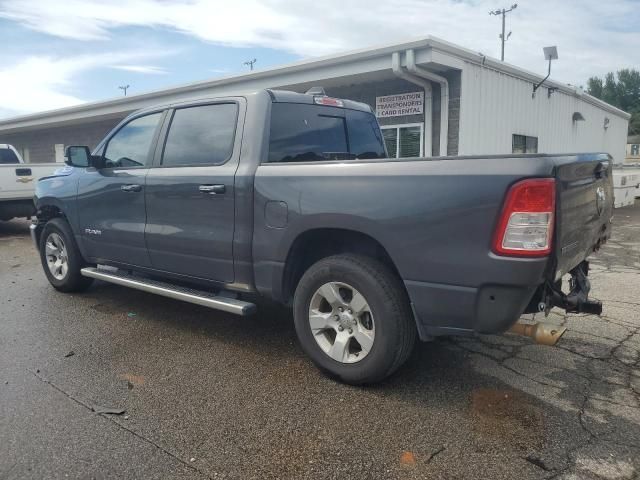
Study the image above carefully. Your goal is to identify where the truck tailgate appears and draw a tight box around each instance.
[0,163,63,200]
[553,153,613,279]
[0,165,34,200]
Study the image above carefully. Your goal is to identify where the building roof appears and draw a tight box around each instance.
[0,35,631,134]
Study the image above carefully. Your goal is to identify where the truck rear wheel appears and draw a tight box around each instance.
[293,254,416,384]
[39,218,93,293]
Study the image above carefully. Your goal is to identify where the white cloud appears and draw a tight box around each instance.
[0,0,638,86]
[0,56,88,116]
[0,50,173,117]
[109,65,168,74]
[0,0,637,118]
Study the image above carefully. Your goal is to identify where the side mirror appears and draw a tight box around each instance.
[64,145,91,167]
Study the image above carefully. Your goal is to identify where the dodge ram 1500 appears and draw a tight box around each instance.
[31,89,613,384]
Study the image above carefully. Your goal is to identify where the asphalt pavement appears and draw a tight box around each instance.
[1,205,639,480]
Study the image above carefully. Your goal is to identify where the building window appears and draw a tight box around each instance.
[381,124,423,158]
[513,134,538,154]
[54,144,65,163]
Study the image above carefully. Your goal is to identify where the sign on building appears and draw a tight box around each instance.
[375,92,424,118]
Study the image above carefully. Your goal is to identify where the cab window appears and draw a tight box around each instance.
[161,103,238,167]
[0,147,20,164]
[103,113,162,168]
[267,103,386,163]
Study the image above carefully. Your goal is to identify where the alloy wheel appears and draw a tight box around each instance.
[45,232,69,280]
[308,282,375,364]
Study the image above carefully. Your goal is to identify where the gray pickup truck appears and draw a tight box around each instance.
[32,89,613,384]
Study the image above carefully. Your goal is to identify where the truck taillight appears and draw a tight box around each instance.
[493,178,556,257]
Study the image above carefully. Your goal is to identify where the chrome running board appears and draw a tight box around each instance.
[80,267,256,316]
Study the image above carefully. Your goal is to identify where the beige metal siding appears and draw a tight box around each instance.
[458,62,628,163]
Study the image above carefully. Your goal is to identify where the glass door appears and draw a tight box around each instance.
[380,123,424,158]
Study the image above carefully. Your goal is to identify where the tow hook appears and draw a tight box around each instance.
[509,322,567,346]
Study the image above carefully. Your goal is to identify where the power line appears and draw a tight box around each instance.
[489,4,517,61]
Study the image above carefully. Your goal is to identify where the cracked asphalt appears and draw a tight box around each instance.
[1,205,639,480]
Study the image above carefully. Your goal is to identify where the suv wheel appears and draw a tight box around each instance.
[39,218,94,292]
[293,254,416,384]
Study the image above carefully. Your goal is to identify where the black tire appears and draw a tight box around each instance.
[39,217,94,293]
[293,254,416,385]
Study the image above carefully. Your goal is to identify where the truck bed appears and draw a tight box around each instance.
[253,152,612,337]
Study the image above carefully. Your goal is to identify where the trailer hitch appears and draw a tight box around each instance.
[545,261,602,315]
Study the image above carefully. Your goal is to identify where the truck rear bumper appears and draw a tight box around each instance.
[405,279,539,340]
[0,199,35,221]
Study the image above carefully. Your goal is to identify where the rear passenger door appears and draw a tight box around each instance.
[144,100,243,283]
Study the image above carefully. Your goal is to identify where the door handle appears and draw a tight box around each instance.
[121,184,142,192]
[199,184,226,195]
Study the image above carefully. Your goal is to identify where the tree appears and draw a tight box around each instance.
[586,76,603,99]
[587,69,640,136]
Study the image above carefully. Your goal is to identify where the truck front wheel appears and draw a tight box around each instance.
[39,218,93,293]
[293,254,416,384]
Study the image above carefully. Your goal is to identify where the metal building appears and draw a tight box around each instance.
[0,36,629,164]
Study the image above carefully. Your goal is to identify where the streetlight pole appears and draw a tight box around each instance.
[501,10,506,61]
[489,4,517,61]
[243,58,257,71]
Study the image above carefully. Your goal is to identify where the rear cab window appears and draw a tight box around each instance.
[267,103,386,163]
[0,148,20,164]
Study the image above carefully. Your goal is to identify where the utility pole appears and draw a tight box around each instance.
[243,58,257,71]
[489,4,517,61]
[118,84,130,96]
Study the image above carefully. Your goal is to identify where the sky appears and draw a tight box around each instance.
[0,0,638,120]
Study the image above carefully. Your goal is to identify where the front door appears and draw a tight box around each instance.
[144,101,241,283]
[77,111,164,267]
